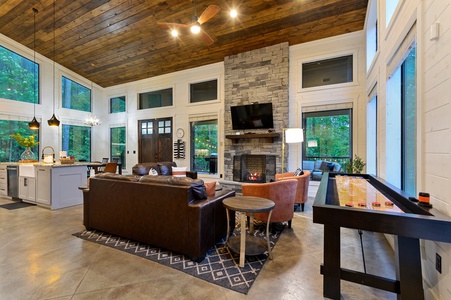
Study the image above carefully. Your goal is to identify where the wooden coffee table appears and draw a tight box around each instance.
[223,196,275,267]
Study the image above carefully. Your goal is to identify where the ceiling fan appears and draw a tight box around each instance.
[157,1,221,46]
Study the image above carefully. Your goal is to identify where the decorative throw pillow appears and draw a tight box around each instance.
[148,168,158,176]
[158,164,170,176]
[204,181,216,196]
[172,166,187,177]
[293,168,303,176]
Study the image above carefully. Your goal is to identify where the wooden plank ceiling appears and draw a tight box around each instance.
[0,0,368,88]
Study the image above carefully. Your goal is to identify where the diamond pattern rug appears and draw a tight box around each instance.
[73,216,283,294]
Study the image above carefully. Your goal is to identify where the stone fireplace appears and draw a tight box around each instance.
[233,154,276,183]
[223,42,289,182]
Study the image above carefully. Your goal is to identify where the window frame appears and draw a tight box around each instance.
[138,87,174,110]
[61,123,92,161]
[190,118,218,175]
[109,95,126,114]
[189,79,219,104]
[298,50,358,92]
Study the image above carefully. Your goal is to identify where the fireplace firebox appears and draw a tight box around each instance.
[233,154,276,183]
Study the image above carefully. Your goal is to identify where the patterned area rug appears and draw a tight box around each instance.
[73,216,284,294]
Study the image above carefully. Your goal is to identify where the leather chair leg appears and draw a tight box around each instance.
[301,203,305,212]
[288,220,292,229]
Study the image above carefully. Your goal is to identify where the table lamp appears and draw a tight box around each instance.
[282,128,303,178]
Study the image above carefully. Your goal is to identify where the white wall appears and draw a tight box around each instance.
[366,0,451,299]
[289,31,367,170]
[101,63,225,176]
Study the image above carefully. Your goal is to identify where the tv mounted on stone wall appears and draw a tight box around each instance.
[231,103,274,130]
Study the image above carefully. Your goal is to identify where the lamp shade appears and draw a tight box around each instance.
[47,114,60,127]
[285,128,303,144]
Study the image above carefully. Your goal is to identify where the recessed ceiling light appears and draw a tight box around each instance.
[230,9,237,18]
[171,29,178,37]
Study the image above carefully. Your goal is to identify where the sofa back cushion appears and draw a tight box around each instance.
[139,175,207,200]
[132,162,177,175]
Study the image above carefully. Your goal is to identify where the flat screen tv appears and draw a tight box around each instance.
[231,103,274,130]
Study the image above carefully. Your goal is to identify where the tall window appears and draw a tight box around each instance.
[366,95,377,175]
[61,124,91,161]
[110,127,126,169]
[386,0,400,27]
[191,119,218,174]
[0,46,39,104]
[110,96,126,113]
[386,46,416,195]
[303,109,352,167]
[62,76,91,112]
[0,120,40,162]
[366,0,378,70]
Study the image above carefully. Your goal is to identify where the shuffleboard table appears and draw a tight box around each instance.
[313,173,451,300]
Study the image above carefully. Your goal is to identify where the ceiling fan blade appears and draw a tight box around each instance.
[199,28,214,46]
[198,5,220,25]
[157,22,189,29]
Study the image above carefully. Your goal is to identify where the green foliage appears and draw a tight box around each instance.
[305,114,350,159]
[62,76,91,112]
[0,46,38,103]
[62,124,91,161]
[10,133,39,148]
[192,121,218,173]
[0,120,40,162]
[110,96,126,113]
[344,155,366,174]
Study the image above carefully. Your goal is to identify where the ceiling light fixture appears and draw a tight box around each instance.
[84,113,102,127]
[230,9,237,18]
[47,0,60,127]
[190,24,201,34]
[29,7,40,130]
[171,29,178,37]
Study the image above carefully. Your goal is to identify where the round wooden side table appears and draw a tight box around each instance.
[223,196,275,267]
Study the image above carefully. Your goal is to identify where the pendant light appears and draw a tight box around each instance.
[29,8,40,130]
[47,0,60,127]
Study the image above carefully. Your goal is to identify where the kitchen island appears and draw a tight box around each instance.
[16,163,88,210]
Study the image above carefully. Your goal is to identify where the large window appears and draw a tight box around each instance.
[62,76,91,112]
[0,46,39,104]
[191,119,218,174]
[386,0,400,27]
[110,96,126,113]
[303,109,352,167]
[302,55,353,88]
[190,79,218,103]
[110,127,126,169]
[61,124,91,161]
[138,88,173,109]
[366,95,377,175]
[386,46,416,195]
[0,120,40,162]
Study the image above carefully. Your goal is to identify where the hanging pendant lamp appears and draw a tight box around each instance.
[47,0,60,127]
[29,7,40,130]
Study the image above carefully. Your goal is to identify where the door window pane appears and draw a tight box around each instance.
[0,46,39,104]
[110,96,126,113]
[61,124,91,161]
[0,120,40,162]
[110,127,126,169]
[62,76,91,112]
[191,119,218,174]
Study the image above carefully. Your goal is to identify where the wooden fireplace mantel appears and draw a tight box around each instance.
[225,132,280,143]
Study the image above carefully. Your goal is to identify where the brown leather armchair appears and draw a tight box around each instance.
[275,170,310,212]
[242,179,298,228]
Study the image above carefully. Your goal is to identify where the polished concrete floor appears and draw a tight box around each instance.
[0,183,397,299]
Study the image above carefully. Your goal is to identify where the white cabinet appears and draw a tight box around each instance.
[0,165,7,196]
[19,176,36,202]
[36,167,51,205]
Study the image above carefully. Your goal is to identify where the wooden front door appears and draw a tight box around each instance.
[138,118,173,163]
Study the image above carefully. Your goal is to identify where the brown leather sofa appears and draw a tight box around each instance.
[132,161,197,179]
[81,173,235,262]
